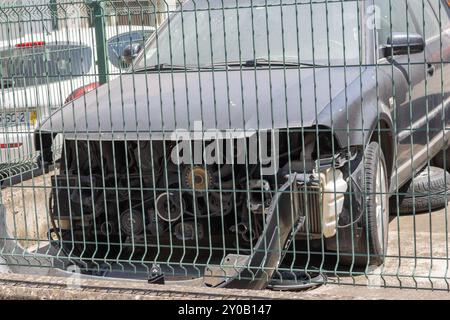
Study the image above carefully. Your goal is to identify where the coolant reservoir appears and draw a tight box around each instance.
[319,168,348,238]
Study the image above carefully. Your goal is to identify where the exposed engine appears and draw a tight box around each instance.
[50,130,347,264]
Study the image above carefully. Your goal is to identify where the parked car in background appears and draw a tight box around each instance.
[0,25,154,165]
[37,0,450,289]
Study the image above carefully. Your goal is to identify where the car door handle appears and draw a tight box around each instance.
[427,64,435,76]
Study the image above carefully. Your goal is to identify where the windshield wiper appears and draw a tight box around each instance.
[134,59,323,72]
[211,58,323,68]
[134,63,198,72]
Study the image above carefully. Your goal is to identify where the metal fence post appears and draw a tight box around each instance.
[49,0,58,31]
[87,0,108,85]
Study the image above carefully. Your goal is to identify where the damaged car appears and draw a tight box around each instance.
[36,0,450,289]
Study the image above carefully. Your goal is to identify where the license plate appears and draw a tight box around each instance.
[0,110,37,126]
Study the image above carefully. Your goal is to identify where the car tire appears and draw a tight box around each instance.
[34,132,54,166]
[337,142,389,267]
[432,147,450,172]
[36,153,52,169]
[396,166,450,215]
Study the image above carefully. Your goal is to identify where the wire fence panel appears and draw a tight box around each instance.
[1,0,450,292]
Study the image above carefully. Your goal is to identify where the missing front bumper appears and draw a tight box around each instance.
[204,168,347,290]
[200,173,316,290]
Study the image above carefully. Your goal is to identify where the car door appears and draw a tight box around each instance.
[407,0,448,160]
[426,0,450,147]
[375,0,431,184]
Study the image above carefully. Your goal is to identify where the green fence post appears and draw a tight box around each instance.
[87,0,108,85]
[49,0,58,30]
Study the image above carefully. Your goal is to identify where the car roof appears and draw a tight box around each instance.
[0,25,155,49]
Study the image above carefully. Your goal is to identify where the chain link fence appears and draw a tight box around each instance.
[1,0,450,292]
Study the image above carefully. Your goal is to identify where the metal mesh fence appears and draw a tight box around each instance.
[0,0,450,291]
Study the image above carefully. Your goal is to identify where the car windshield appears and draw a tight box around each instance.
[0,44,92,88]
[137,0,362,69]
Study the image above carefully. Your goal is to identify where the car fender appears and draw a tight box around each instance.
[315,67,395,151]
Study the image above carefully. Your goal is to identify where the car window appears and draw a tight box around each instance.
[409,0,441,39]
[374,0,420,44]
[107,30,153,69]
[0,44,92,88]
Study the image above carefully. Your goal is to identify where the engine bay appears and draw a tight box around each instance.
[49,130,349,266]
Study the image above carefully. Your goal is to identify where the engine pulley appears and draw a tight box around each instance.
[183,166,213,193]
[155,192,184,222]
[120,209,145,236]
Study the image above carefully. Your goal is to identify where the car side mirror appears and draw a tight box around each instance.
[121,43,143,67]
[384,32,425,57]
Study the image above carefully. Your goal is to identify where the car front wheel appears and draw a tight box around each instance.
[336,141,390,267]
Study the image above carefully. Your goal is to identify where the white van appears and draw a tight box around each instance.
[0,25,154,165]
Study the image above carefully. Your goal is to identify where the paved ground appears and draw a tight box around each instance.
[0,272,449,300]
[1,170,450,297]
[344,205,450,291]
[1,171,52,249]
